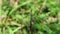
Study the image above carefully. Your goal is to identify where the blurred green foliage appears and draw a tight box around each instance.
[0,0,60,34]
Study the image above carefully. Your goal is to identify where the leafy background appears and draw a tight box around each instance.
[0,0,60,34]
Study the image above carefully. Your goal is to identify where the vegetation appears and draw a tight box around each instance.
[0,0,60,34]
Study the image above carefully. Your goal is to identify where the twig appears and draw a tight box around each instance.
[30,9,35,34]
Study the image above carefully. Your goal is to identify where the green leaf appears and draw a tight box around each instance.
[9,1,31,15]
